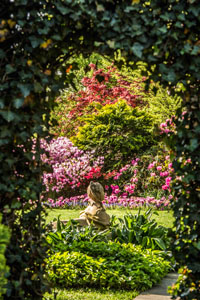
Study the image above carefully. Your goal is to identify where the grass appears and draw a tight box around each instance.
[44,288,139,300]
[46,207,174,228]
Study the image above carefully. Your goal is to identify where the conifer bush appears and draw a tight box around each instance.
[72,100,155,171]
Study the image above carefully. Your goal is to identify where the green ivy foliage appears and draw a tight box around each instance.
[72,100,155,170]
[0,1,73,299]
[166,107,200,299]
[0,215,10,300]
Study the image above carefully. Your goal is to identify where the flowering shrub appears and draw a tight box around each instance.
[159,111,187,136]
[50,55,182,141]
[41,137,104,201]
[101,148,175,209]
[42,138,175,209]
[160,116,176,135]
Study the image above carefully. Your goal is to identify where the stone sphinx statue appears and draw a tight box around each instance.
[52,181,110,230]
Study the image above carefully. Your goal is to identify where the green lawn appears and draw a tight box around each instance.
[44,288,138,300]
[46,207,174,228]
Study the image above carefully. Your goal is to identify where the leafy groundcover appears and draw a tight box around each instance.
[46,240,171,291]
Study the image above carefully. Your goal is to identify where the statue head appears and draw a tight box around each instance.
[87,181,104,203]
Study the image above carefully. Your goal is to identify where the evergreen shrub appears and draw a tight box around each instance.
[72,100,155,171]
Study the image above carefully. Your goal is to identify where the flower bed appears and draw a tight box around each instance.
[41,137,175,209]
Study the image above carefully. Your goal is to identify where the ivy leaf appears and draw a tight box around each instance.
[188,138,199,151]
[193,241,200,250]
[55,3,71,15]
[34,82,43,93]
[6,64,16,74]
[159,26,167,34]
[18,84,31,97]
[11,199,22,209]
[131,42,143,58]
[29,36,42,48]
[13,98,24,109]
[167,70,176,82]
[0,99,5,109]
[0,49,5,59]
[0,111,17,122]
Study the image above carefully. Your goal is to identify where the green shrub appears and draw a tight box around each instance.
[46,241,171,291]
[110,209,170,251]
[0,214,10,300]
[71,100,155,171]
[46,218,109,250]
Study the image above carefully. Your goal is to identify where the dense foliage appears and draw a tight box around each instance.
[46,240,171,291]
[0,215,10,300]
[47,209,171,252]
[51,61,143,138]
[0,1,76,298]
[1,0,200,299]
[110,209,170,251]
[46,211,173,292]
[71,100,155,170]
[51,56,182,138]
[166,110,200,300]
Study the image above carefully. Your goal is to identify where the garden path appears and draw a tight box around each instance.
[134,273,179,300]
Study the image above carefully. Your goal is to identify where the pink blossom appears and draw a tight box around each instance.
[148,162,155,169]
[162,185,168,190]
[160,122,167,128]
[157,166,162,171]
[89,63,96,70]
[160,171,169,177]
